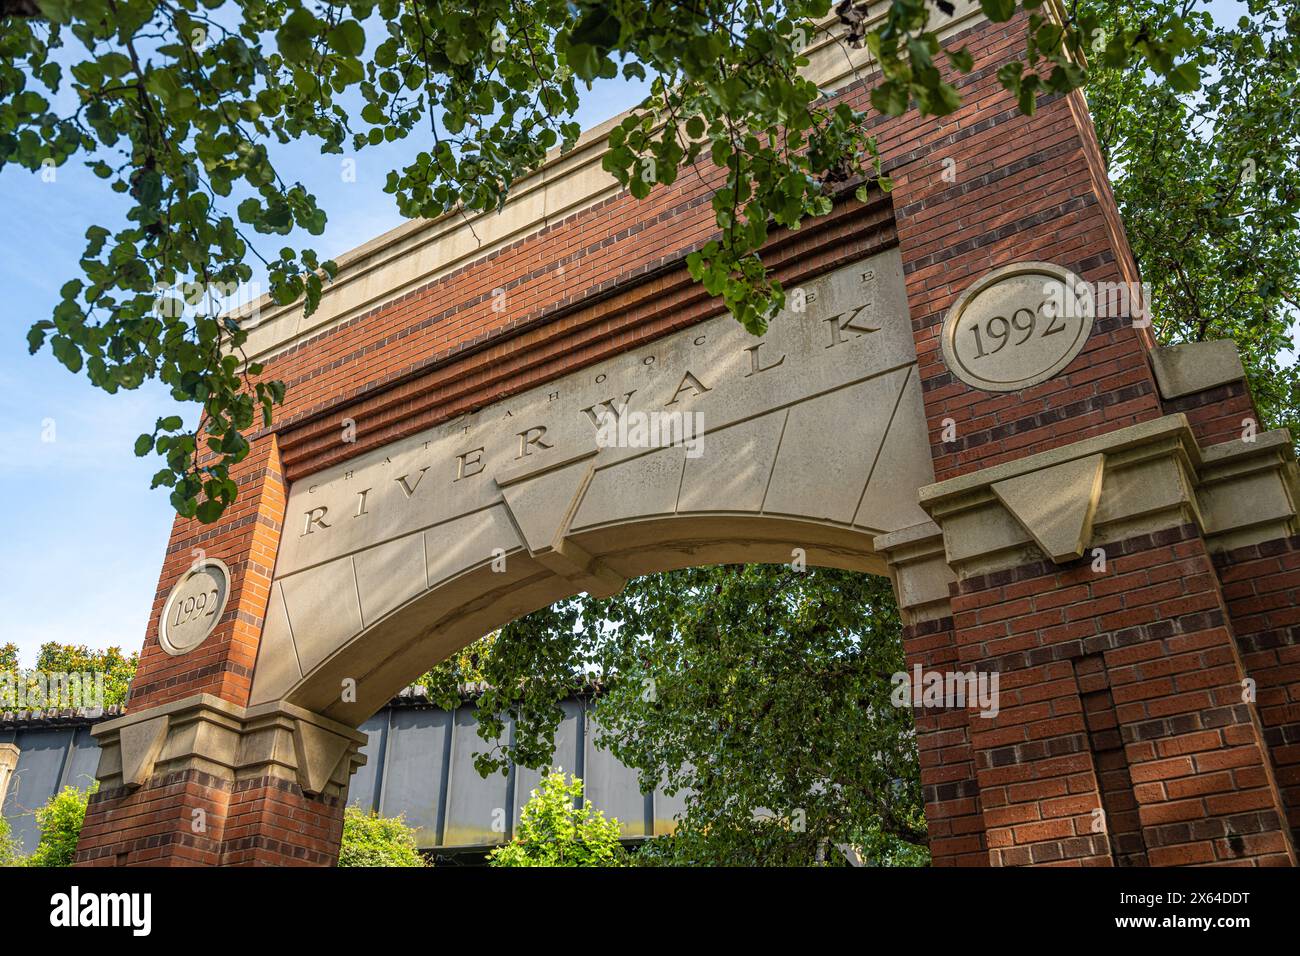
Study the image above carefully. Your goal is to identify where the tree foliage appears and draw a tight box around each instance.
[488,771,627,867]
[452,566,925,866]
[1085,0,1300,435]
[24,784,92,867]
[2,0,1217,521]
[0,815,23,867]
[0,641,138,708]
[336,805,426,866]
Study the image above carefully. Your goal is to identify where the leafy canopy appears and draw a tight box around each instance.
[438,566,927,867]
[1085,0,1300,435]
[25,784,93,867]
[0,816,22,867]
[0,641,139,708]
[2,0,1214,521]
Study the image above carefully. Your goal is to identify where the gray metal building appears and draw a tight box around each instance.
[1,691,687,862]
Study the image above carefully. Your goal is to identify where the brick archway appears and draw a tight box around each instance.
[77,3,1300,866]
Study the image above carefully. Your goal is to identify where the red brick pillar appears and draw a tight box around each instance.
[75,437,364,867]
[1155,336,1300,851]
[906,617,989,866]
[875,12,1297,866]
[950,565,1112,865]
[940,521,1292,866]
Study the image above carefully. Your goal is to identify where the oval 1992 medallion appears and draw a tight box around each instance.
[159,560,231,656]
[940,262,1095,392]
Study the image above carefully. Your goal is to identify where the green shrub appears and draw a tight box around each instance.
[489,771,627,867]
[0,815,23,866]
[337,806,426,867]
[26,784,92,867]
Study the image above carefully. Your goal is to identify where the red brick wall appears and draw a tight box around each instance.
[1163,380,1258,448]
[1213,537,1300,848]
[128,436,286,712]
[883,38,1164,482]
[76,771,230,867]
[953,526,1293,866]
[77,772,346,867]
[220,777,345,866]
[904,616,989,866]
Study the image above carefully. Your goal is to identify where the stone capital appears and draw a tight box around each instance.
[873,520,954,625]
[916,414,1300,579]
[90,694,368,799]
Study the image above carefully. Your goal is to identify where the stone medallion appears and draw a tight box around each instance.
[940,261,1095,392]
[159,559,231,656]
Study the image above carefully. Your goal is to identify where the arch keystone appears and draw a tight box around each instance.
[496,449,597,553]
[991,453,1106,563]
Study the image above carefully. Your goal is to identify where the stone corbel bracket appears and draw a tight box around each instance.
[1197,429,1300,553]
[916,413,1299,581]
[91,694,368,799]
[495,445,626,598]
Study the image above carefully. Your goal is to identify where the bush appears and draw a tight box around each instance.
[489,771,627,867]
[0,815,23,866]
[337,806,426,867]
[26,784,92,867]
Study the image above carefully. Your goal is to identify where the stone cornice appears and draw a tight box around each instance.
[90,693,368,800]
[912,412,1300,579]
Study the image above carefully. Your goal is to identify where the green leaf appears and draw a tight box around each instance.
[33,0,74,24]
[946,47,974,72]
[570,8,622,50]
[980,0,1016,22]
[328,21,366,58]
[1168,62,1201,93]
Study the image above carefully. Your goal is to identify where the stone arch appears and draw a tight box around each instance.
[253,249,939,724]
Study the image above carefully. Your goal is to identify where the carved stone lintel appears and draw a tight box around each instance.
[90,694,368,799]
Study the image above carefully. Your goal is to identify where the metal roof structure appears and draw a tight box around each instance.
[1,693,687,860]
